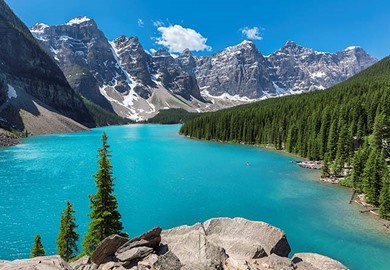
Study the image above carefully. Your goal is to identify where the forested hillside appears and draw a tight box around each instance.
[180,56,390,219]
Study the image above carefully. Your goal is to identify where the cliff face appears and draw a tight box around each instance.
[0,217,348,270]
[0,0,93,133]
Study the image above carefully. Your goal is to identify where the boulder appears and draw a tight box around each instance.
[154,251,182,270]
[137,254,158,270]
[116,246,153,263]
[70,255,96,270]
[91,235,129,265]
[117,227,162,254]
[255,254,294,269]
[224,254,294,270]
[161,222,228,270]
[0,255,73,270]
[203,217,291,258]
[292,253,348,270]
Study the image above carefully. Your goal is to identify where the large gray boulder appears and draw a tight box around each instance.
[69,255,97,270]
[116,246,153,263]
[203,217,291,258]
[292,253,348,270]
[0,255,72,270]
[116,227,162,254]
[161,222,228,270]
[91,234,129,265]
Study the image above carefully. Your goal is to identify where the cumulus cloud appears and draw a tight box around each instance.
[137,19,144,27]
[241,27,263,40]
[155,24,211,53]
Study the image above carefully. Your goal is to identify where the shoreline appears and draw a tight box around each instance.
[182,135,390,229]
[0,132,20,147]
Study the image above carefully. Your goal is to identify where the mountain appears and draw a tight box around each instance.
[267,41,377,93]
[31,19,207,121]
[194,40,275,98]
[30,17,377,121]
[0,1,95,135]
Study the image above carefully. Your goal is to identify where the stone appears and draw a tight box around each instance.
[292,253,348,270]
[91,234,129,265]
[203,217,291,259]
[153,251,182,270]
[0,255,73,270]
[255,254,294,269]
[99,261,116,270]
[116,246,153,263]
[117,227,162,254]
[223,253,294,270]
[161,222,228,270]
[70,256,98,270]
[136,254,159,270]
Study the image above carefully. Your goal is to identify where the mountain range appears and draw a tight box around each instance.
[30,16,377,121]
[0,0,379,137]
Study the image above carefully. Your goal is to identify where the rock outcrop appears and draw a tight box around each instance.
[0,255,73,270]
[0,217,349,270]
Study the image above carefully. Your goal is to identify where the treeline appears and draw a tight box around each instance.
[147,108,201,124]
[180,56,390,219]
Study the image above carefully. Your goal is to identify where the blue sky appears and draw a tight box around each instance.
[6,0,390,59]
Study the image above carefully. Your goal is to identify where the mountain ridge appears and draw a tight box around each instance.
[30,16,377,121]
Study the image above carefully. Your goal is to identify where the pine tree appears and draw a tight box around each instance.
[362,148,383,205]
[321,153,331,178]
[57,201,79,261]
[82,132,125,255]
[351,145,368,192]
[30,234,45,257]
[379,169,390,220]
[372,113,385,150]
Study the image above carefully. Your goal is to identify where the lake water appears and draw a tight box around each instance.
[0,124,389,269]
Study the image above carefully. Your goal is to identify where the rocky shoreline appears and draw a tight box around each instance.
[297,160,322,170]
[0,132,19,147]
[0,217,348,270]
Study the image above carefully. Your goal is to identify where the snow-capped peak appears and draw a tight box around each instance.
[344,46,361,51]
[30,23,49,33]
[66,16,92,26]
[240,40,254,45]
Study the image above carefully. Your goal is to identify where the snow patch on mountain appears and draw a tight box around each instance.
[7,84,17,99]
[66,16,91,26]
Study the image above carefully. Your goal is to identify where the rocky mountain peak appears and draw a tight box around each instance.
[153,48,172,57]
[66,16,94,26]
[277,40,314,56]
[181,48,192,56]
[226,39,258,53]
[30,23,49,34]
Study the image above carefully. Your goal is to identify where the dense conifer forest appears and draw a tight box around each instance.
[180,56,390,219]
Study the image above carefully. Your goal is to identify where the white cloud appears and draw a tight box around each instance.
[241,27,263,40]
[137,18,144,27]
[153,20,164,27]
[155,24,211,53]
[149,48,157,55]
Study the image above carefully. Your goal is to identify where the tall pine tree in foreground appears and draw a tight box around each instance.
[82,132,125,255]
[57,201,79,261]
[30,234,45,257]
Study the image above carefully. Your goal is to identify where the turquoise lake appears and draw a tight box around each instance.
[0,124,389,269]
